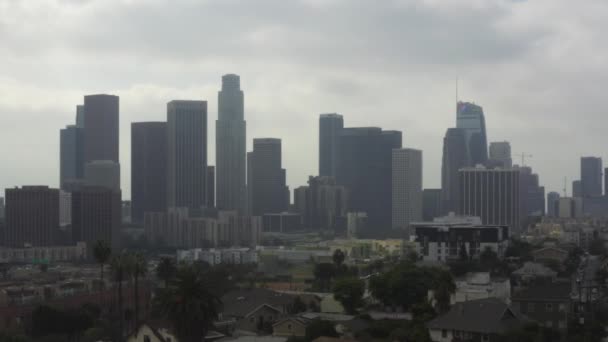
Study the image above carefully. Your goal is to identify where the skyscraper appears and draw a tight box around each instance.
[581,157,602,197]
[488,141,512,168]
[296,176,348,231]
[84,160,121,192]
[60,124,84,190]
[547,191,560,217]
[167,100,208,210]
[456,101,488,166]
[247,138,288,216]
[518,166,545,218]
[422,189,442,221]
[572,180,582,198]
[391,148,423,235]
[336,127,402,237]
[216,74,246,212]
[131,122,167,223]
[441,128,468,214]
[319,113,344,178]
[459,167,520,235]
[83,94,119,163]
[76,105,85,128]
[206,166,215,208]
[5,186,59,247]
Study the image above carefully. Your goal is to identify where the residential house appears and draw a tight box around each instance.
[532,247,569,264]
[449,272,511,305]
[272,317,311,338]
[128,323,225,342]
[426,298,522,342]
[510,282,571,331]
[511,262,557,287]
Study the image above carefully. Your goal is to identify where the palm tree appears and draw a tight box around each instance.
[131,253,147,329]
[156,257,177,288]
[93,240,111,290]
[110,251,132,342]
[155,264,222,342]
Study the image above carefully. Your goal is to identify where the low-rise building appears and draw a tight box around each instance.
[176,248,258,265]
[511,282,571,331]
[0,242,87,263]
[412,214,509,262]
[448,272,511,305]
[511,262,557,287]
[272,317,310,338]
[532,247,569,264]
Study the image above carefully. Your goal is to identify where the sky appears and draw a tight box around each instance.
[1,0,608,200]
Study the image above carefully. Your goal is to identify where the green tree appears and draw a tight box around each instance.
[305,320,337,341]
[156,257,177,288]
[332,249,345,267]
[369,263,434,310]
[155,264,222,342]
[93,240,112,290]
[313,263,336,291]
[288,296,308,314]
[332,277,364,314]
[110,252,132,341]
[131,253,147,329]
[431,269,455,314]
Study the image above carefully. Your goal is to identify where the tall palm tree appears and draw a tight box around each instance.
[110,251,132,342]
[156,264,222,342]
[132,253,147,329]
[93,240,111,290]
[156,257,177,288]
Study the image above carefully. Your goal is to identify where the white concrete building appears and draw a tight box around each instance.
[450,272,510,304]
[177,248,258,266]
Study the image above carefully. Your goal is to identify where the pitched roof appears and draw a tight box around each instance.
[511,282,572,302]
[221,288,294,317]
[272,317,311,328]
[512,262,557,277]
[426,298,521,334]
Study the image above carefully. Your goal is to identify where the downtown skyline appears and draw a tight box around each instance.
[2,0,607,199]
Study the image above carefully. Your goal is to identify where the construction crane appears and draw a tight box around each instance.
[514,153,533,166]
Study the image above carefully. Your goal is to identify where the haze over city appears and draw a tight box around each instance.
[2,0,607,198]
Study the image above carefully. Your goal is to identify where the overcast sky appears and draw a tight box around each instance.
[1,0,607,200]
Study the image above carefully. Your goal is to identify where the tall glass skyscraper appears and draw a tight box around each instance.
[456,101,488,167]
[216,74,246,212]
[319,113,344,177]
[580,156,602,197]
[441,128,468,215]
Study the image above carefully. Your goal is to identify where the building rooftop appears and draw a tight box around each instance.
[427,298,521,334]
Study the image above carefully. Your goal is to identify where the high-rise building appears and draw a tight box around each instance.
[459,167,520,235]
[456,101,488,166]
[76,105,85,128]
[391,148,423,234]
[581,157,602,197]
[518,166,545,218]
[5,186,59,247]
[71,186,122,251]
[167,100,208,210]
[247,138,288,216]
[488,141,512,168]
[347,212,367,239]
[605,168,608,196]
[296,176,348,230]
[422,189,442,221]
[216,74,246,212]
[84,160,121,192]
[0,197,4,221]
[207,166,215,208]
[131,122,167,223]
[441,128,468,214]
[59,190,72,227]
[83,94,119,163]
[336,128,402,237]
[572,180,582,198]
[59,124,84,190]
[319,113,344,178]
[547,192,560,217]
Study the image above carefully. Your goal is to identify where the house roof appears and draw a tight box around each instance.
[512,262,557,277]
[511,282,572,302]
[272,317,311,328]
[221,288,294,317]
[426,298,521,334]
[532,247,568,256]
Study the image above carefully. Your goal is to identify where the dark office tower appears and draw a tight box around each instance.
[581,157,602,197]
[547,192,560,217]
[60,125,84,190]
[131,122,167,223]
[216,74,246,212]
[422,189,442,221]
[319,113,344,177]
[440,128,468,214]
[5,186,59,247]
[299,176,348,230]
[488,141,512,168]
[336,127,401,237]
[83,94,119,163]
[206,166,215,208]
[459,168,520,235]
[605,168,608,196]
[71,186,121,251]
[247,138,288,216]
[167,100,207,210]
[572,180,582,198]
[518,166,545,218]
[456,101,488,166]
[76,105,84,128]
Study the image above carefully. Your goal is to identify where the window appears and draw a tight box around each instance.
[250,317,255,323]
[559,320,566,329]
[559,303,566,312]
[288,324,292,330]
[546,303,553,311]
[144,336,151,342]
[442,330,447,338]
[482,334,490,342]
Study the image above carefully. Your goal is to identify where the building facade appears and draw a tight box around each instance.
[580,156,602,197]
[83,94,119,163]
[319,113,344,178]
[131,122,167,223]
[458,167,521,235]
[547,192,560,217]
[84,160,121,192]
[441,128,468,215]
[423,189,442,222]
[216,74,246,212]
[456,101,488,167]
[167,100,208,210]
[5,186,60,247]
[488,141,512,168]
[391,148,423,235]
[59,124,84,190]
[71,186,122,251]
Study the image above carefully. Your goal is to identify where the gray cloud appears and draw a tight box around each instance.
[0,0,606,199]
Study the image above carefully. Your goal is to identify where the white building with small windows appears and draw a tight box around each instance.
[176,248,258,266]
